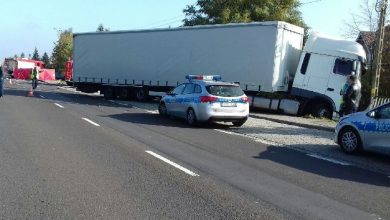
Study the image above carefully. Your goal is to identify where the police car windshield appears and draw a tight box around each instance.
[206,85,244,97]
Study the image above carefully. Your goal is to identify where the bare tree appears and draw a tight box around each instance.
[343,0,380,38]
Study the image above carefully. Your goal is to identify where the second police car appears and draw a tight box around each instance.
[335,101,390,154]
[158,75,249,126]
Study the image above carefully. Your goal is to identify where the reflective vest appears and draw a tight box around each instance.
[31,68,38,80]
[340,83,349,104]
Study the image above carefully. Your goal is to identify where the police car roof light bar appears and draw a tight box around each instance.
[186,75,222,82]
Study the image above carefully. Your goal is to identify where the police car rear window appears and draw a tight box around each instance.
[206,85,244,97]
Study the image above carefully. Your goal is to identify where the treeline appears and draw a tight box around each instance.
[12,49,51,68]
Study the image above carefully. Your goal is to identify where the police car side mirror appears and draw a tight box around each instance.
[167,91,176,96]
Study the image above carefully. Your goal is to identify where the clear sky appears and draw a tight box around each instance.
[0,0,365,61]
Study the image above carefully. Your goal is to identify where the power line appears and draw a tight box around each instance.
[152,19,184,29]
[135,15,184,29]
[301,0,323,5]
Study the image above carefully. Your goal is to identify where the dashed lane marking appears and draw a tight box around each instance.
[82,117,100,127]
[307,154,351,166]
[145,151,199,177]
[54,103,64,108]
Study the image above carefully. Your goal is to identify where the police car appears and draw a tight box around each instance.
[158,75,249,126]
[335,102,390,154]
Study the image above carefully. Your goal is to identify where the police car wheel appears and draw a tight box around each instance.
[339,127,362,154]
[158,102,167,116]
[186,109,197,126]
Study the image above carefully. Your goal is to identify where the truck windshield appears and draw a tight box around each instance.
[206,85,244,97]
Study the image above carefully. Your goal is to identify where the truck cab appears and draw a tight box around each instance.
[291,33,367,118]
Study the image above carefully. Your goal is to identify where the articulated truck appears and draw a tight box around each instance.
[73,21,367,118]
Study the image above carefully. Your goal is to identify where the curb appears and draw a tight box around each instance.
[249,114,335,132]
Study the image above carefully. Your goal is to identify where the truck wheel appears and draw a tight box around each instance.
[232,118,247,127]
[312,103,332,119]
[338,127,362,154]
[104,87,116,99]
[135,89,148,102]
[186,108,197,126]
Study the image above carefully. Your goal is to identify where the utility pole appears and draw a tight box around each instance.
[371,0,388,99]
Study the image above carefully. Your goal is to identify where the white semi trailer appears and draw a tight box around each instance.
[73,21,367,118]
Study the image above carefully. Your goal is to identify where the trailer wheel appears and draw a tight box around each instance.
[312,103,332,119]
[119,88,130,100]
[135,88,148,102]
[104,87,116,100]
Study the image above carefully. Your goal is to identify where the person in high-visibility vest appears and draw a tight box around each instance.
[343,75,361,115]
[339,75,350,117]
[0,65,4,98]
[31,66,38,90]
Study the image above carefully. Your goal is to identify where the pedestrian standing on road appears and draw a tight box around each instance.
[31,66,38,90]
[343,75,361,115]
[339,75,351,117]
[0,65,4,98]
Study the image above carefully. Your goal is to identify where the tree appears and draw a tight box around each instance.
[41,52,50,68]
[20,52,25,58]
[345,0,390,98]
[97,24,110,32]
[51,28,73,74]
[32,47,40,60]
[343,0,389,38]
[183,0,307,29]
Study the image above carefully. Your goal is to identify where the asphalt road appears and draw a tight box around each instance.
[0,81,389,220]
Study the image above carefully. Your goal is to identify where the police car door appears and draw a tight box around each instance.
[166,84,186,116]
[178,83,196,118]
[365,103,390,150]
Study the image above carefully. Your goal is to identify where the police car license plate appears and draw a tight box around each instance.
[221,102,236,107]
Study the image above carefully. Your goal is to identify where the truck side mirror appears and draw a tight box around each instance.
[352,60,358,71]
[369,110,380,119]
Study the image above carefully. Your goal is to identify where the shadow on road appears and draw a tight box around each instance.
[102,112,232,129]
[254,145,390,187]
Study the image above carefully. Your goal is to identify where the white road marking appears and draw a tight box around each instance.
[214,129,281,146]
[108,100,128,107]
[145,151,199,177]
[146,110,158,114]
[307,154,351,166]
[82,118,100,127]
[54,103,64,108]
[216,128,354,166]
